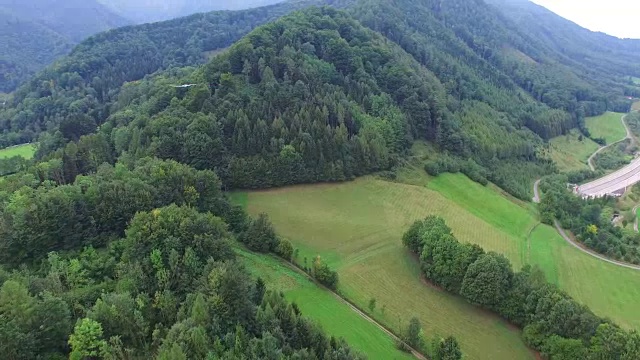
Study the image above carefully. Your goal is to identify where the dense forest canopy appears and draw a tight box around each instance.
[0,0,130,92]
[3,0,639,199]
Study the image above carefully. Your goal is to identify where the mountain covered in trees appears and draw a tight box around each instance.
[0,0,130,92]
[1,0,640,196]
[98,0,285,23]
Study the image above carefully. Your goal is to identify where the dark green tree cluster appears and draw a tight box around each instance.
[538,175,640,264]
[0,0,332,148]
[0,204,364,359]
[0,158,246,267]
[105,7,446,189]
[403,216,640,359]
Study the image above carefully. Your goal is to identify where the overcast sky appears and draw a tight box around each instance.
[531,0,640,39]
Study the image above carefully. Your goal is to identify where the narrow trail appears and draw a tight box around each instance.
[587,114,632,171]
[634,205,639,233]
[282,258,429,360]
[533,180,640,271]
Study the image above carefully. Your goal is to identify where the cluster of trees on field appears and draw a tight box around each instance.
[403,216,640,359]
[592,139,635,171]
[538,175,640,264]
[0,155,363,359]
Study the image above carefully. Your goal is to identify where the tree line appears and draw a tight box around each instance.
[403,216,640,359]
[0,155,364,359]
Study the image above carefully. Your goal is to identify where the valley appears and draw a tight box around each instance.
[2,0,640,359]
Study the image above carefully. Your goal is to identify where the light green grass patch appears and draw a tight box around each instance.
[585,112,627,144]
[0,143,36,159]
[633,101,640,112]
[237,173,640,338]
[237,248,414,360]
[547,130,600,172]
[236,178,535,360]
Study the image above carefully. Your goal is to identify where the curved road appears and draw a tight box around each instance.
[587,114,632,171]
[533,180,640,271]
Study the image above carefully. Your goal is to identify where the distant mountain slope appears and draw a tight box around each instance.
[0,0,130,92]
[486,0,640,95]
[98,0,284,23]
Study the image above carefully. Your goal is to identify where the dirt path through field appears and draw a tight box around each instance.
[587,114,632,171]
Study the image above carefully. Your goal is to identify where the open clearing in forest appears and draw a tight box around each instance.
[585,111,628,145]
[234,173,640,355]
[0,143,36,159]
[238,248,414,360]
[232,177,536,360]
[633,101,640,112]
[547,129,600,172]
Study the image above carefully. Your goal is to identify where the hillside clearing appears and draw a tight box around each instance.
[238,248,415,360]
[585,111,627,144]
[235,173,640,338]
[233,178,536,360]
[0,143,36,159]
[546,130,600,172]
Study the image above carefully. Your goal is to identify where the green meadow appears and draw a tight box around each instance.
[0,143,36,159]
[234,172,640,360]
[546,129,600,172]
[237,248,414,360]
[585,111,627,144]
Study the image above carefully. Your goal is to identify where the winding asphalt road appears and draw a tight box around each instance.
[533,180,640,271]
[586,114,631,171]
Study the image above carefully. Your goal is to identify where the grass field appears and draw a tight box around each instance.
[546,130,600,172]
[233,179,536,360]
[0,143,36,159]
[237,248,414,360]
[585,111,627,144]
[633,101,640,112]
[234,172,640,356]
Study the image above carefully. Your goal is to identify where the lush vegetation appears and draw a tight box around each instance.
[0,0,129,92]
[539,175,640,264]
[99,0,285,23]
[585,112,627,145]
[236,177,539,359]
[404,215,640,359]
[0,155,370,359]
[238,248,415,359]
[592,139,635,171]
[543,130,600,172]
[3,0,639,199]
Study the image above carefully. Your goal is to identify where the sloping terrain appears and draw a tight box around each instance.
[99,0,285,23]
[0,0,130,92]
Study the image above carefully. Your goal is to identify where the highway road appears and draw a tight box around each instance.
[578,114,640,198]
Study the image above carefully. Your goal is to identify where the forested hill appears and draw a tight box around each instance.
[0,0,130,92]
[487,0,640,97]
[99,0,285,23]
[2,0,640,198]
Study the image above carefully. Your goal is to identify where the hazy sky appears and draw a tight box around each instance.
[531,0,640,39]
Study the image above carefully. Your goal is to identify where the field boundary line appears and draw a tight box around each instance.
[274,254,430,360]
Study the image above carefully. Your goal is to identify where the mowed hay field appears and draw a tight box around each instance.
[235,173,640,355]
[547,130,599,172]
[238,248,414,360]
[233,177,536,360]
[585,111,627,144]
[0,143,36,159]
